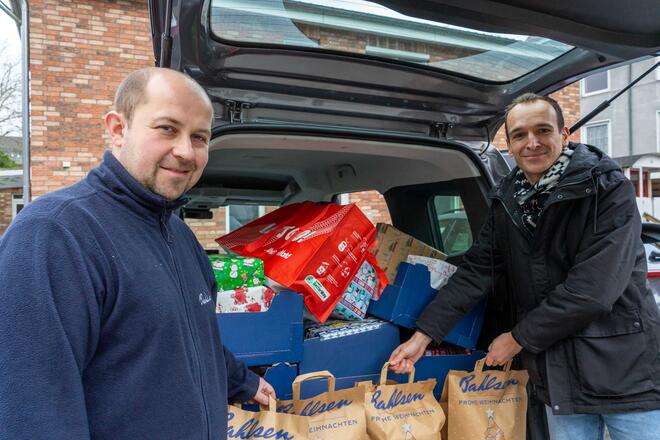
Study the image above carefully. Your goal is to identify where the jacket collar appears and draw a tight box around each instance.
[87,150,188,219]
[492,142,621,199]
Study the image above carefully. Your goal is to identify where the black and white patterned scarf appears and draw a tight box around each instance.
[513,148,573,232]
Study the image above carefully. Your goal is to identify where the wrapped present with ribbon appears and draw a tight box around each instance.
[208,255,264,292]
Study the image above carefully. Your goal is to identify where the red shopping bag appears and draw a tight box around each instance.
[216,201,385,322]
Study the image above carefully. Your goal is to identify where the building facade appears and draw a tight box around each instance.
[580,57,660,216]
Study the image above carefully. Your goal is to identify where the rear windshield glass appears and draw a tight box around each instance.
[210,0,573,82]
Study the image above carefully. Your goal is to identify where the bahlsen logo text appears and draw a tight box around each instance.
[371,389,424,411]
[459,373,520,393]
[227,412,295,439]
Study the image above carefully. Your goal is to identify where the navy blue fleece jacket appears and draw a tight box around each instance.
[0,151,259,439]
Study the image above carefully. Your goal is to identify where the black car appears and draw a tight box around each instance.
[149,1,660,438]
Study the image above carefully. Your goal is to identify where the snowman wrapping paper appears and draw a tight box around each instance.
[208,255,264,291]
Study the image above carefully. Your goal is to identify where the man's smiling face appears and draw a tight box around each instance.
[506,99,569,184]
[108,71,213,200]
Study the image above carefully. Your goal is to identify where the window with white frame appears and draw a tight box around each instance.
[11,193,23,218]
[225,205,267,233]
[582,70,609,96]
[584,121,611,155]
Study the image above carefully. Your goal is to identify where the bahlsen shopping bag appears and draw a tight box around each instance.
[444,357,528,440]
[227,398,309,439]
[365,362,445,440]
[278,370,368,439]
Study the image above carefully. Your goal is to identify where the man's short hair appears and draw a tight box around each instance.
[504,93,565,139]
[113,67,212,125]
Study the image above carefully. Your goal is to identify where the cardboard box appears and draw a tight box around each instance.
[371,223,447,283]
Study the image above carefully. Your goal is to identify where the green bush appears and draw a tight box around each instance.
[0,151,19,169]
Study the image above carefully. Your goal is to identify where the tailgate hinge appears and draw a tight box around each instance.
[430,122,451,138]
[225,100,251,124]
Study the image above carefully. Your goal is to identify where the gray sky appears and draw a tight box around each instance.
[0,1,20,60]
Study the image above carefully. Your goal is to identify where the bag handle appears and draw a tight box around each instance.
[380,362,415,385]
[258,397,279,412]
[292,371,336,401]
[474,357,512,373]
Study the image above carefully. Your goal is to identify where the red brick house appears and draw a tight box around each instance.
[0,0,580,244]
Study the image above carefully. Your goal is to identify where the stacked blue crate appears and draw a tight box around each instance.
[367,262,486,350]
[216,290,304,367]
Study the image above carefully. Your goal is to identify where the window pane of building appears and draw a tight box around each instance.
[584,71,608,94]
[586,123,609,153]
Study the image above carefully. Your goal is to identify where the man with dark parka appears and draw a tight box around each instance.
[390,93,660,439]
[0,68,275,439]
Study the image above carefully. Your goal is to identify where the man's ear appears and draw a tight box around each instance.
[561,126,570,146]
[104,111,126,149]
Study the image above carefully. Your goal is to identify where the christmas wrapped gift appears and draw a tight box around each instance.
[277,371,369,439]
[331,260,379,321]
[216,286,276,313]
[305,318,385,341]
[208,255,264,291]
[441,357,528,440]
[365,362,445,440]
[371,223,447,287]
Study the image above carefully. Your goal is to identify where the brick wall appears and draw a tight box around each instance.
[0,189,18,235]
[29,0,153,197]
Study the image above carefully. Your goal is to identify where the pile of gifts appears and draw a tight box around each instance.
[210,254,277,313]
[212,201,457,322]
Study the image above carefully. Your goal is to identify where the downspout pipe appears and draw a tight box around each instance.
[20,0,30,205]
[2,1,30,205]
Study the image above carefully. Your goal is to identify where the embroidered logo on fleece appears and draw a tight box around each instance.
[199,291,213,306]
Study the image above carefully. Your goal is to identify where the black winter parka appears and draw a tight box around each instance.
[417,143,660,415]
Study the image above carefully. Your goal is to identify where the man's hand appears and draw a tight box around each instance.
[388,331,433,374]
[486,332,522,366]
[249,377,277,406]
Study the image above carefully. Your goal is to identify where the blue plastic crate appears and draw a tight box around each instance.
[216,290,304,366]
[367,262,486,349]
[297,322,400,398]
[391,351,486,400]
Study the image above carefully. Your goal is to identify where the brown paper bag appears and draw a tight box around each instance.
[445,358,529,440]
[278,370,369,439]
[228,398,309,439]
[365,362,446,440]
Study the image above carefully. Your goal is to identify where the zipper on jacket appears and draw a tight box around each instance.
[161,213,211,439]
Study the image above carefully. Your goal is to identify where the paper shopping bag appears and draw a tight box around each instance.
[228,398,309,439]
[277,370,368,439]
[365,362,445,440]
[216,201,386,322]
[445,358,528,440]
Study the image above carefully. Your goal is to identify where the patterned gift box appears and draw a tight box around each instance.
[331,260,379,321]
[208,255,264,291]
[216,286,276,313]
